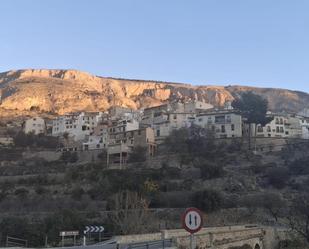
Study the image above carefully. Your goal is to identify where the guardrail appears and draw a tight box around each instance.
[125,239,173,249]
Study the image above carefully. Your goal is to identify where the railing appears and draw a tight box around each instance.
[6,236,28,247]
[125,239,173,249]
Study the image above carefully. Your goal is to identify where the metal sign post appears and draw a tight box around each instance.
[83,225,104,245]
[59,231,79,247]
[182,207,204,249]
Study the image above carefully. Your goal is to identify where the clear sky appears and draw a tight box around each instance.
[1,0,308,93]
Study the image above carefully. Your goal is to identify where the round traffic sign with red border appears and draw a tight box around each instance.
[182,207,203,234]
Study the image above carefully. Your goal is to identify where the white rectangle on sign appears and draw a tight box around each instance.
[60,231,79,236]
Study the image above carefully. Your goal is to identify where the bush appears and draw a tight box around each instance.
[288,158,309,175]
[35,186,48,195]
[13,131,58,149]
[61,151,79,164]
[197,161,224,179]
[71,187,85,200]
[192,189,223,212]
[14,188,29,199]
[266,167,290,189]
[128,146,147,163]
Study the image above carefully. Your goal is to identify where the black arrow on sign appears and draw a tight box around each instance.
[194,215,197,226]
[189,214,192,225]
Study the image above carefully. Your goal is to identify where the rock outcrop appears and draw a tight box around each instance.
[0,69,308,115]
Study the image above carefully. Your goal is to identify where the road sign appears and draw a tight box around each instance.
[83,225,105,246]
[182,207,203,234]
[84,225,104,234]
[59,231,79,237]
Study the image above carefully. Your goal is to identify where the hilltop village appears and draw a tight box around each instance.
[1,100,309,166]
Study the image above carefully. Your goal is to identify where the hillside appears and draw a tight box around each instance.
[0,69,308,115]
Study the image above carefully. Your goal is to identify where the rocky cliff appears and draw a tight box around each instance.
[0,69,308,115]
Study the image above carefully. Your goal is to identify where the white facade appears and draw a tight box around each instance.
[299,117,309,139]
[184,101,214,113]
[149,112,195,142]
[52,112,103,141]
[108,118,139,134]
[194,111,243,138]
[298,108,309,118]
[24,117,46,135]
[83,135,107,150]
[256,115,302,138]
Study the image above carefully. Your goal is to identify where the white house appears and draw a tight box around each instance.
[24,117,46,135]
[82,123,109,150]
[194,111,243,138]
[52,112,103,141]
[256,114,303,138]
[108,117,139,134]
[184,101,214,113]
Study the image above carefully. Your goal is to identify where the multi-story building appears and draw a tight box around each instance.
[24,117,46,135]
[142,101,212,142]
[107,127,156,165]
[82,122,109,150]
[52,112,104,141]
[194,111,243,138]
[255,114,302,138]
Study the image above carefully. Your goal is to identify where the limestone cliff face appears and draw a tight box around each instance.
[0,69,308,115]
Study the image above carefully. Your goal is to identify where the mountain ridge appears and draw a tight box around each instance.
[0,69,308,116]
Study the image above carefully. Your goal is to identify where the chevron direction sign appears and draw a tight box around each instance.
[84,225,104,234]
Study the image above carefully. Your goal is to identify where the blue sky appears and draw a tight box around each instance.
[1,0,308,92]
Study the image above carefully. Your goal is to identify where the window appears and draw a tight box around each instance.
[267,126,271,132]
[215,115,225,124]
[276,126,279,133]
[226,115,231,123]
[257,126,263,132]
[156,130,160,137]
[173,114,177,120]
[221,125,225,133]
[275,118,279,124]
[280,127,284,133]
[198,118,203,122]
[231,124,235,131]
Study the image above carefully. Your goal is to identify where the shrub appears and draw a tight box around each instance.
[266,167,290,189]
[128,146,147,163]
[192,189,223,212]
[288,158,309,175]
[71,187,85,200]
[61,151,79,164]
[35,186,48,195]
[14,188,29,199]
[197,161,224,179]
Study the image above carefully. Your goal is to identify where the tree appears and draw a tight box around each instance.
[44,209,85,246]
[261,192,285,222]
[164,126,217,162]
[232,92,271,150]
[128,146,147,163]
[164,128,190,154]
[288,194,309,243]
[108,190,157,234]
